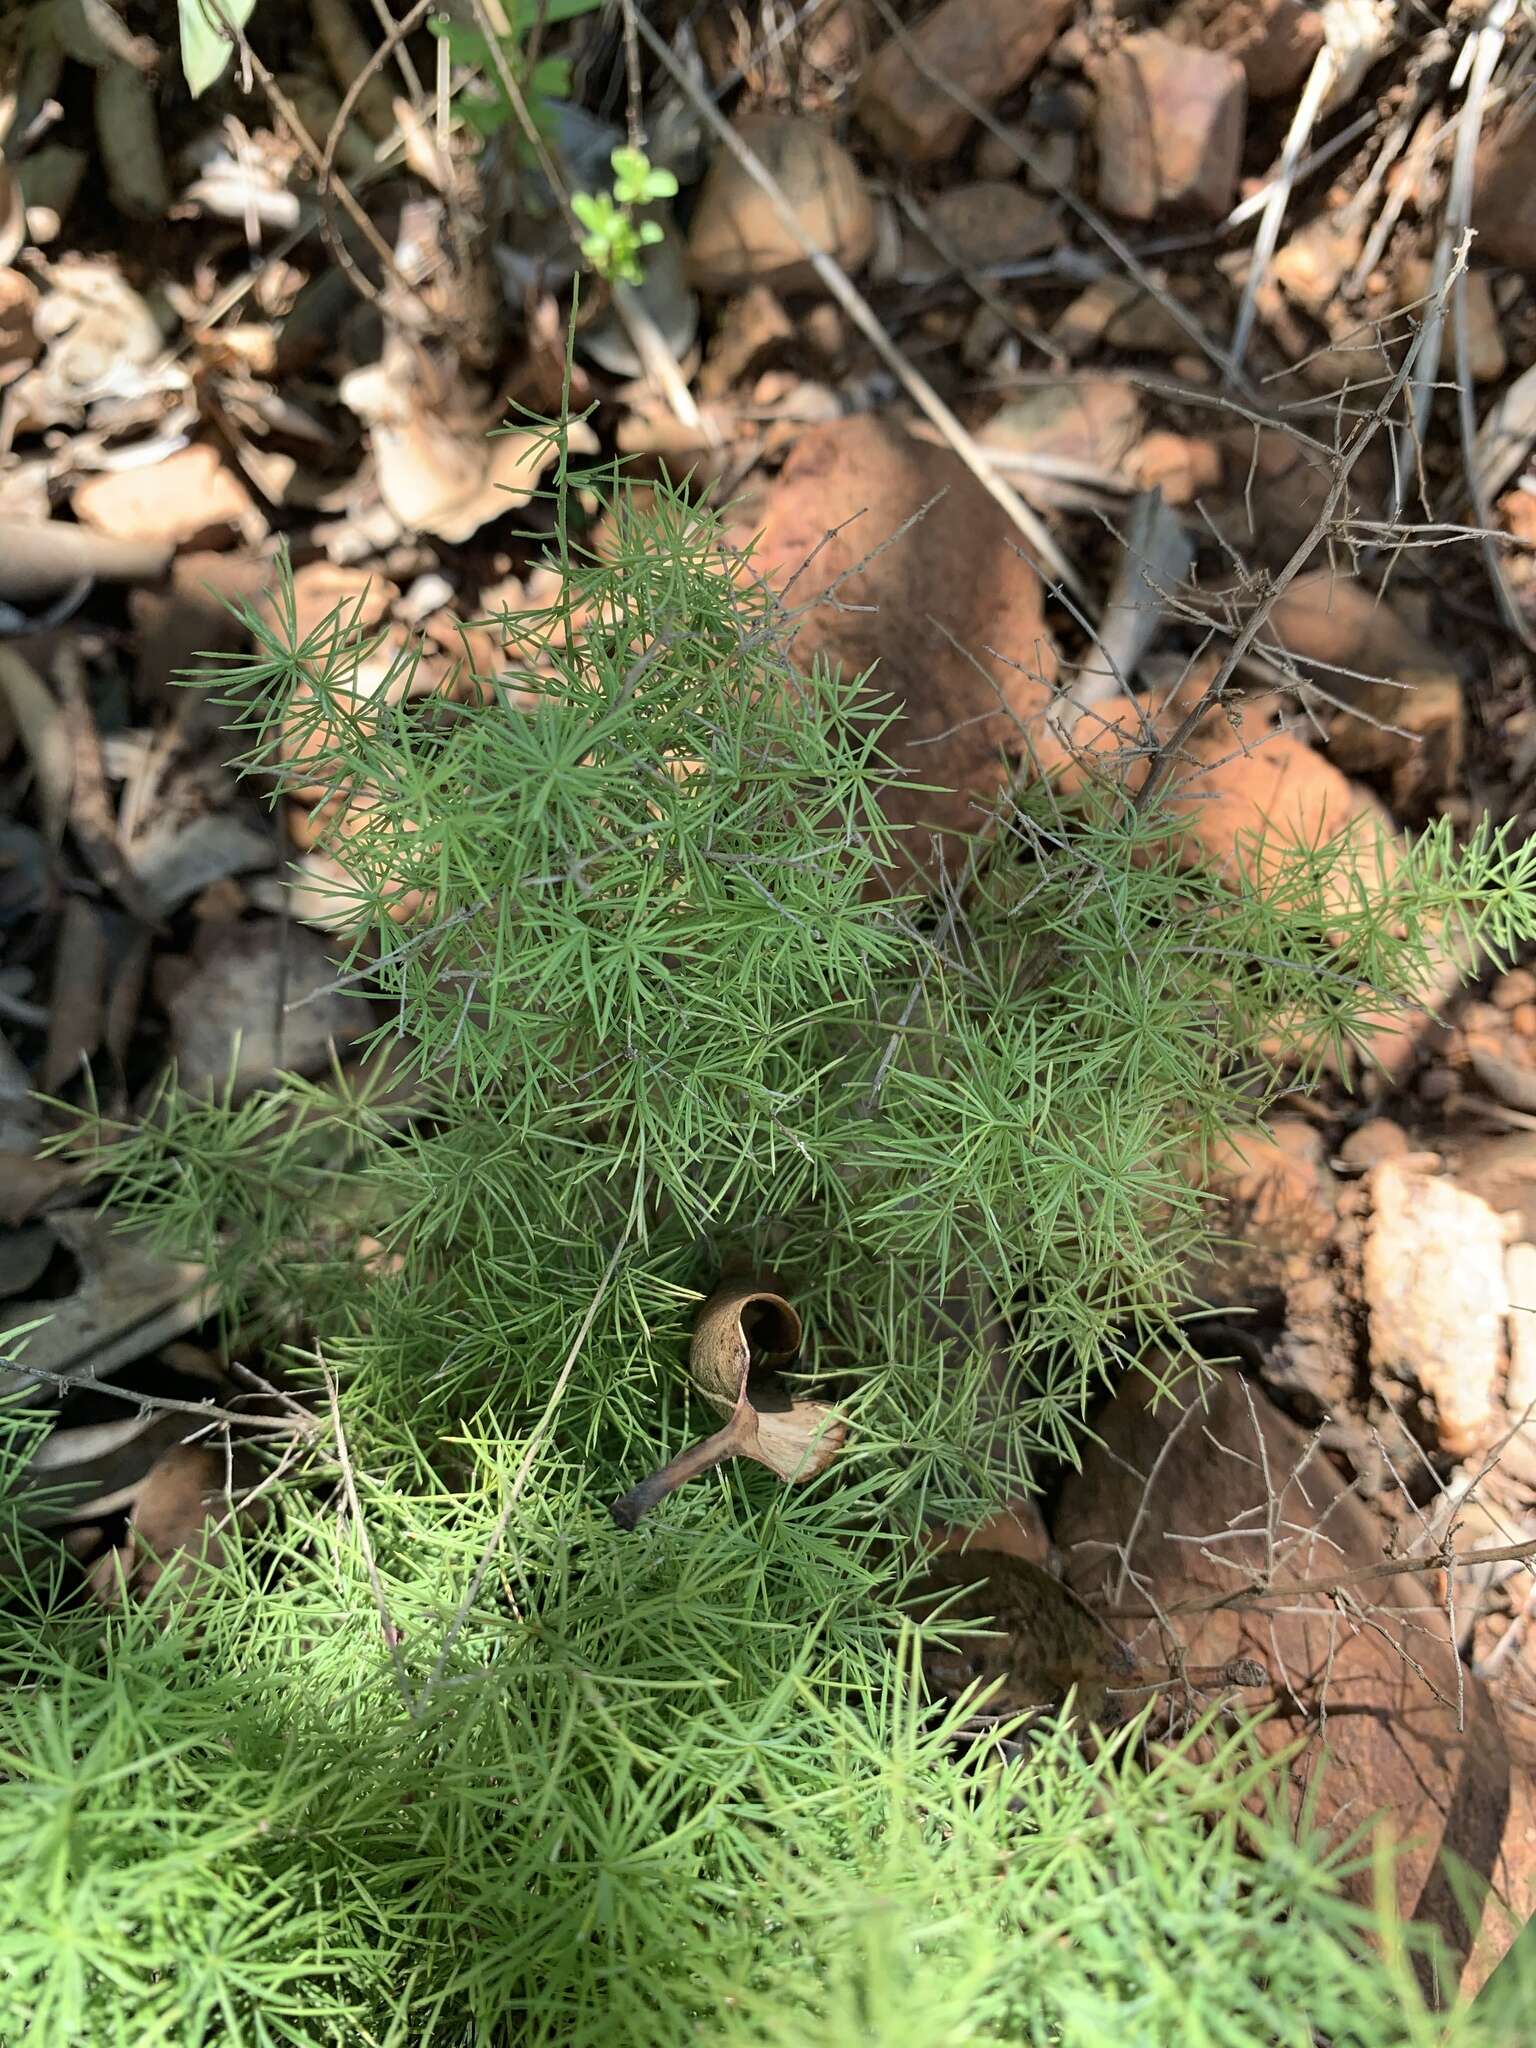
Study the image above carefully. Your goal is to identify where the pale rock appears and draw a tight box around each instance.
[1054,274,1193,356]
[1094,32,1246,221]
[1337,1118,1410,1171]
[1363,1159,1509,1457]
[698,285,795,398]
[1199,1116,1337,1286]
[1266,569,1464,811]
[1465,1034,1536,1117]
[686,116,875,293]
[1271,218,1360,318]
[977,375,1144,475]
[974,122,1079,191]
[1447,1132,1536,1245]
[856,0,1076,163]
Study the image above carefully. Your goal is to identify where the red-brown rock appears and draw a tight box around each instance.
[1056,1368,1535,1984]
[1094,32,1246,221]
[856,0,1075,164]
[1474,101,1536,272]
[1167,0,1324,100]
[745,414,1059,888]
[1263,570,1465,813]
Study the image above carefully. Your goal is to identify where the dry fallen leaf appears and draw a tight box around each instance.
[611,1282,846,1527]
[20,254,170,422]
[72,443,261,550]
[167,918,371,1097]
[1055,1365,1534,1991]
[41,894,105,1093]
[0,518,173,604]
[0,266,39,383]
[21,1409,190,1528]
[0,163,23,270]
[79,1442,267,1610]
[0,1208,214,1403]
[341,328,598,544]
[128,1444,229,1596]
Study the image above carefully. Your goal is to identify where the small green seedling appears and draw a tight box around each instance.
[572,146,679,285]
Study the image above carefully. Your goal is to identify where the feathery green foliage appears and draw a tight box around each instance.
[4,417,1535,2043]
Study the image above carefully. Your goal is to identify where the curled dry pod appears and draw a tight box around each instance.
[610,1283,846,1529]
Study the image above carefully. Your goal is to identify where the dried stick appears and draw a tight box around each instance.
[2,1352,317,1437]
[1229,47,1335,373]
[630,6,1084,598]
[205,0,424,321]
[363,0,425,102]
[1108,1533,1536,1620]
[320,0,436,197]
[1388,16,1512,523]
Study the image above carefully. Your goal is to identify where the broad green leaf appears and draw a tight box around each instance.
[529,57,572,100]
[458,93,509,138]
[178,0,257,98]
[507,0,605,25]
[427,17,492,65]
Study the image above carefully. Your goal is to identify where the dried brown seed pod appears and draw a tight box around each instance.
[610,1282,846,1529]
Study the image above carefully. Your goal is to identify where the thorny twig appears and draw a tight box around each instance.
[1107,1531,1536,1620]
[2,1353,318,1438]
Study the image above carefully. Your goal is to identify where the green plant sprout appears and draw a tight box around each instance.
[428,0,602,143]
[573,147,679,285]
[4,422,1534,2043]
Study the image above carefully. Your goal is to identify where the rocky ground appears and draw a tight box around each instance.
[4,0,1536,1999]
